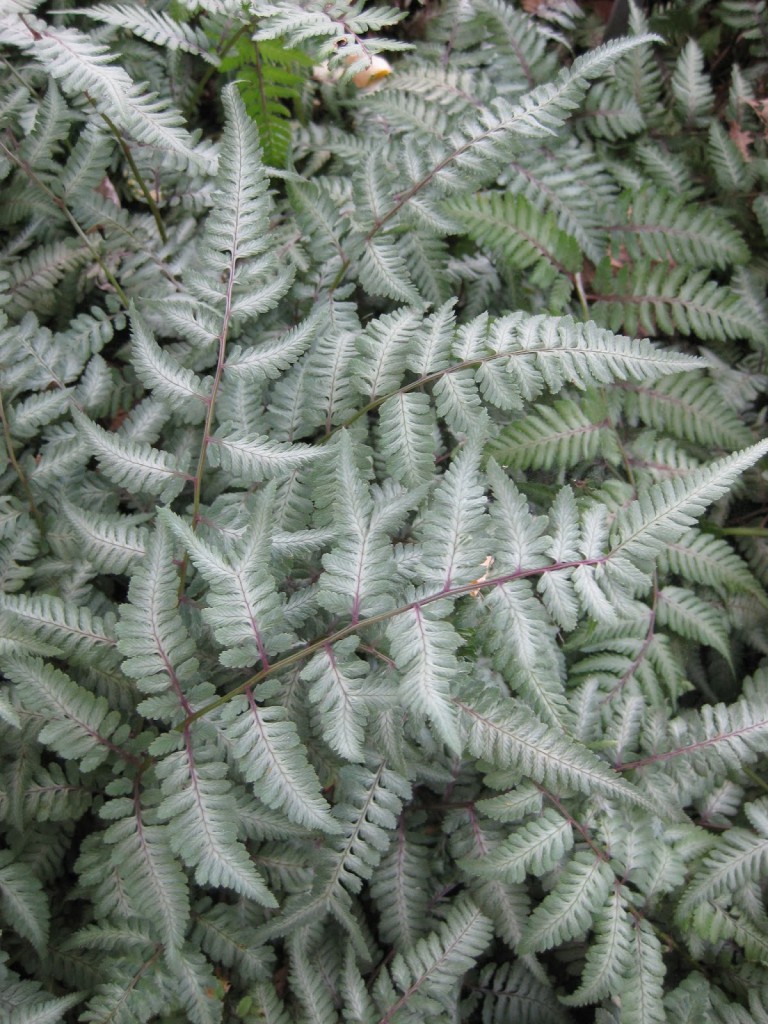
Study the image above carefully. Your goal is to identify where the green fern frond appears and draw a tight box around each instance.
[445,191,581,275]
[221,37,312,168]
[622,373,753,451]
[671,40,713,126]
[658,531,765,601]
[592,260,763,342]
[605,189,749,269]
[488,397,618,471]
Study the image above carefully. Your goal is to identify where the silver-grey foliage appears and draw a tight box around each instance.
[1,1,768,1022]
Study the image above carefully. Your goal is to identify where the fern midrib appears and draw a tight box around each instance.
[616,716,768,772]
[179,555,607,729]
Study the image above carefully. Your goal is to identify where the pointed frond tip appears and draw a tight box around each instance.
[611,439,768,567]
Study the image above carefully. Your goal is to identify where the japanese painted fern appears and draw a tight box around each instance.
[1,1,768,1023]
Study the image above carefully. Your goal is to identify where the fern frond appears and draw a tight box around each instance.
[691,900,768,965]
[220,695,340,833]
[221,37,311,167]
[61,501,147,576]
[671,40,713,126]
[353,307,423,400]
[156,741,277,906]
[387,606,462,752]
[504,139,617,261]
[2,13,213,172]
[460,806,573,883]
[677,824,768,924]
[619,672,768,792]
[4,655,123,771]
[116,520,199,698]
[225,315,317,383]
[370,821,433,949]
[98,800,190,959]
[192,902,272,984]
[417,432,487,591]
[377,392,437,488]
[74,4,216,61]
[606,189,748,269]
[479,580,569,728]
[358,237,422,306]
[300,636,372,762]
[592,261,763,342]
[655,585,731,662]
[488,397,616,471]
[458,694,653,809]
[317,434,416,620]
[518,850,614,953]
[206,83,275,264]
[318,760,410,904]
[0,591,116,660]
[450,36,659,168]
[5,240,91,321]
[0,850,49,954]
[376,894,493,1019]
[561,884,634,1006]
[130,309,210,422]
[618,917,666,1024]
[622,373,753,451]
[467,960,569,1024]
[609,440,768,570]
[287,931,340,1024]
[207,428,324,483]
[446,191,581,275]
[23,762,91,823]
[73,410,190,502]
[708,120,754,193]
[657,531,765,601]
[578,80,645,141]
[162,497,296,669]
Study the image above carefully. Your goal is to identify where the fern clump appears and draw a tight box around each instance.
[1,1,768,1022]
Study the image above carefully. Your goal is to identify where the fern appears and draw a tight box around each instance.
[2,3,768,1022]
[220,36,312,167]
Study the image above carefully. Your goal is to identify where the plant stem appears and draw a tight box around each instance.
[100,112,168,244]
[0,391,43,533]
